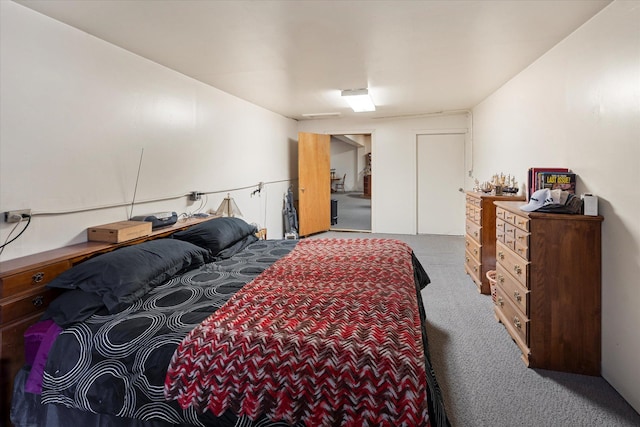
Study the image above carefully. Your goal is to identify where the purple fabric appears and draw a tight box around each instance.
[24,320,55,366]
[24,320,62,394]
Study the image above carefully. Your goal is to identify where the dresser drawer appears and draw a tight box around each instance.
[496,241,529,289]
[502,209,529,231]
[0,286,61,324]
[465,235,481,262]
[465,219,482,243]
[496,207,507,221]
[466,195,481,208]
[512,212,529,231]
[504,222,517,239]
[513,228,530,259]
[466,204,481,224]
[496,263,529,315]
[495,285,529,348]
[0,260,71,299]
[464,249,482,285]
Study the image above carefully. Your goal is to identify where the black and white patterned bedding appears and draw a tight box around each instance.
[39,239,300,427]
[12,238,448,427]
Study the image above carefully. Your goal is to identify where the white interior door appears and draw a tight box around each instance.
[417,133,465,235]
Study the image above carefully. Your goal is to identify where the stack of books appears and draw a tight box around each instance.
[527,167,576,199]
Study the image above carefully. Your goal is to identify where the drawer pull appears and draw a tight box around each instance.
[32,295,44,307]
[473,266,478,272]
[497,296,504,307]
[498,251,505,260]
[498,274,505,284]
[513,264,522,275]
[465,256,470,263]
[32,272,45,284]
[465,240,469,247]
[514,291,522,302]
[474,231,478,237]
[513,316,522,329]
[473,248,478,255]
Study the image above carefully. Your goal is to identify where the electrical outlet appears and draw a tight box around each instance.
[189,191,202,201]
[4,209,32,223]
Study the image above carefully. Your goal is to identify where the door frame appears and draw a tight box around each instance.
[327,131,374,232]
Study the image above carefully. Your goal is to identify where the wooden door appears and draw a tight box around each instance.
[298,132,331,236]
[417,133,466,235]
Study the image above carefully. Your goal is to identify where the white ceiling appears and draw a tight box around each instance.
[16,0,611,121]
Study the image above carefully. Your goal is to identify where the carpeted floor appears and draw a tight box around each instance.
[330,191,371,231]
[310,231,640,427]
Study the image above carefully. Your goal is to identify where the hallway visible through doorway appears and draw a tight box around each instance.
[330,133,372,232]
[330,191,371,232]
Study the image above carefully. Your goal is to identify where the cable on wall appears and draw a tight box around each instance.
[0,215,32,255]
[26,178,296,217]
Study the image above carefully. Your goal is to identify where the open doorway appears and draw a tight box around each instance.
[329,134,371,232]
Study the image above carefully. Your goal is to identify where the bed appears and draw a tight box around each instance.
[10,217,450,427]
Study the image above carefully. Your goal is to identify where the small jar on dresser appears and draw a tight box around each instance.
[493,200,603,375]
[464,191,525,294]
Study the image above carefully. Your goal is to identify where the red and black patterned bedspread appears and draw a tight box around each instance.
[164,238,431,426]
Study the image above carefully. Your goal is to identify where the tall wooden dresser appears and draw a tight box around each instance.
[464,191,525,294]
[493,201,603,375]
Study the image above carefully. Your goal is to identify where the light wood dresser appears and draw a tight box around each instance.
[464,191,525,294]
[0,216,218,426]
[493,201,603,375]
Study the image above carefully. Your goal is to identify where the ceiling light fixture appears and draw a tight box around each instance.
[301,112,342,119]
[341,88,376,112]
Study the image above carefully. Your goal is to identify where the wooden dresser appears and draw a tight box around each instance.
[493,201,603,375]
[464,191,525,294]
[363,175,371,198]
[0,216,217,426]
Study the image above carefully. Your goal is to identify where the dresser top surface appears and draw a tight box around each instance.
[466,191,525,201]
[494,200,604,222]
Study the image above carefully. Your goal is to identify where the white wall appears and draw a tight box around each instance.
[471,1,640,412]
[299,114,471,234]
[0,2,298,261]
[330,137,358,192]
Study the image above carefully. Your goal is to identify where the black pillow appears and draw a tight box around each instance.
[47,239,212,312]
[41,290,107,327]
[172,217,258,255]
[216,234,259,260]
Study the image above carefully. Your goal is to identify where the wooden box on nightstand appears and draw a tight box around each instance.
[87,221,152,243]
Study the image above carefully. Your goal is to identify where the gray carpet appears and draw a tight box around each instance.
[330,191,371,231]
[310,231,640,427]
